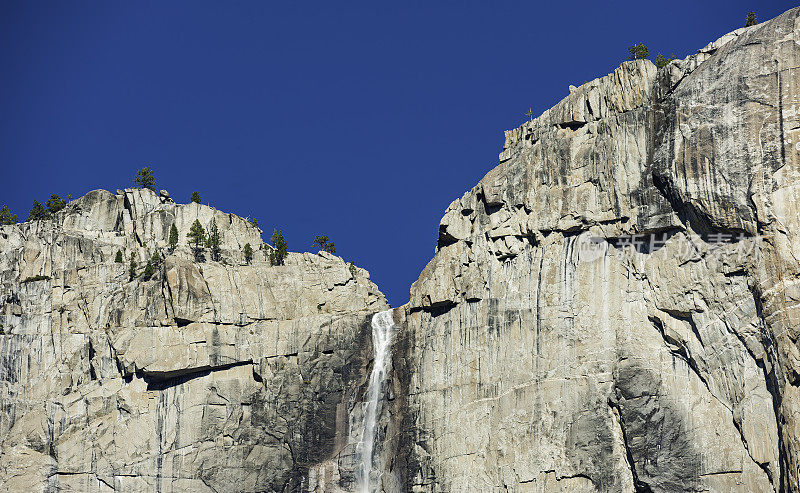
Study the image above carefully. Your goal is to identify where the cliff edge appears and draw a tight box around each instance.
[401,6,800,492]
[0,187,388,491]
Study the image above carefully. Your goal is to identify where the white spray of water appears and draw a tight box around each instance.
[356,309,396,493]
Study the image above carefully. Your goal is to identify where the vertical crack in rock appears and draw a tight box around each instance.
[648,314,715,403]
[609,398,652,493]
[776,70,786,171]
[752,281,789,492]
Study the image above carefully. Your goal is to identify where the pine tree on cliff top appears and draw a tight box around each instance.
[0,205,18,225]
[628,43,649,61]
[187,219,206,260]
[207,219,221,261]
[312,235,336,254]
[28,200,49,221]
[269,229,288,266]
[45,194,67,214]
[134,167,157,191]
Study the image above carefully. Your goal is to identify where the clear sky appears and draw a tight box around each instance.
[1,1,796,306]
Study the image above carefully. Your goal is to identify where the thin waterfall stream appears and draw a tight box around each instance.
[356,309,396,493]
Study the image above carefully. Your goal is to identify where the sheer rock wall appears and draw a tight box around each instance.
[0,188,388,492]
[400,8,800,492]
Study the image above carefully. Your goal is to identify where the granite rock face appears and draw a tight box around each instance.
[4,8,800,493]
[0,188,388,492]
[399,7,800,492]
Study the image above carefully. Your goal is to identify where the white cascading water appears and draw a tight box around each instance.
[356,309,396,493]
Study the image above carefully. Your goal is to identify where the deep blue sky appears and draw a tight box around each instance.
[1,1,795,306]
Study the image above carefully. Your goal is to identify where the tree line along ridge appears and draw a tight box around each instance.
[3,167,358,282]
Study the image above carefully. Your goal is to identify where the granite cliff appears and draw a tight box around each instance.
[0,188,388,491]
[3,6,800,493]
[396,6,800,492]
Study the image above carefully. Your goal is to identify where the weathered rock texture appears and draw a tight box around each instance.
[0,188,388,491]
[4,8,800,493]
[399,7,800,492]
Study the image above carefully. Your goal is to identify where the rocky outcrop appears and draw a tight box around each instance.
[4,8,800,493]
[399,7,800,492]
[0,188,388,492]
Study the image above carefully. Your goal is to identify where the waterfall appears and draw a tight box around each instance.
[356,309,396,493]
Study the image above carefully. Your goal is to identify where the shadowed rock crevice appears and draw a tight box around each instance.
[608,398,653,493]
[138,360,255,390]
[613,365,703,492]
